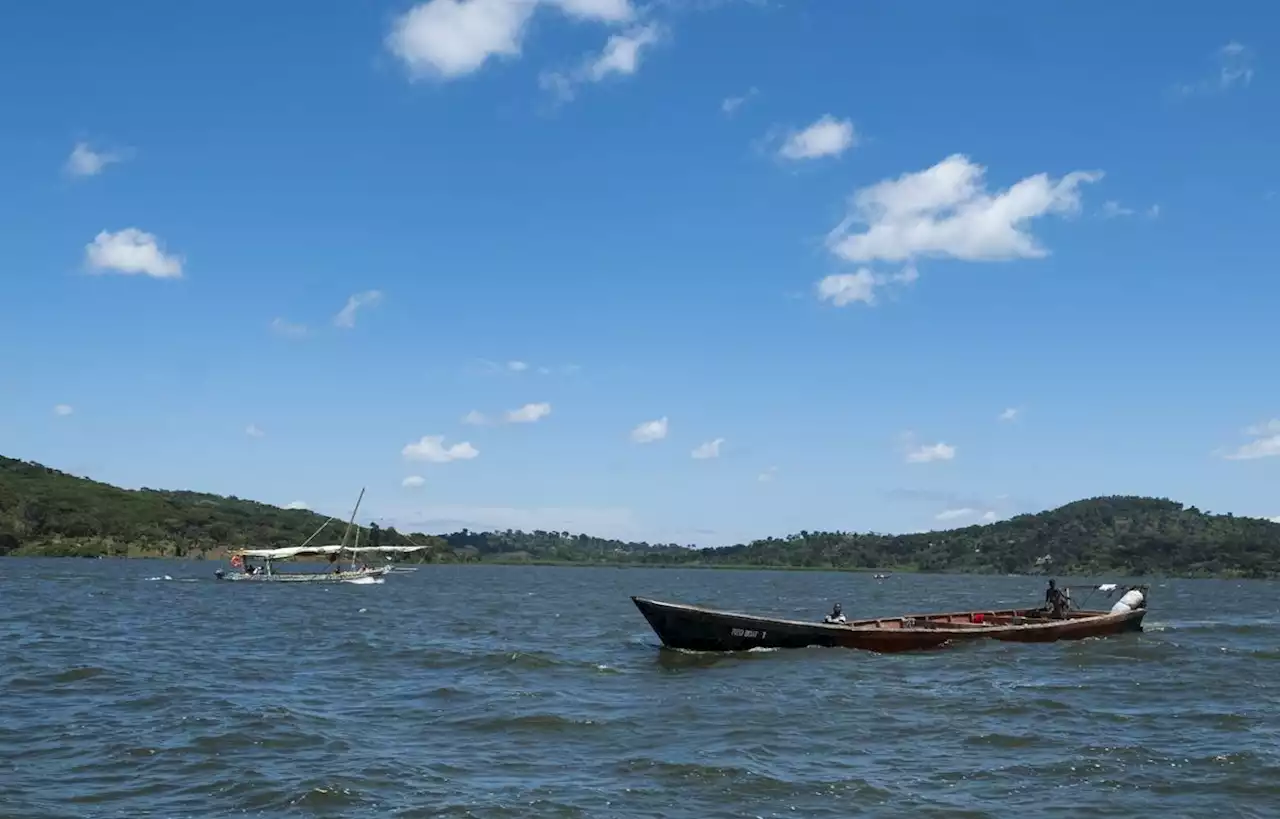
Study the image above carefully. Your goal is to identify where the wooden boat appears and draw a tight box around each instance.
[214,488,428,584]
[631,584,1148,654]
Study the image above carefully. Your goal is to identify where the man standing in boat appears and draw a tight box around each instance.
[1044,579,1069,618]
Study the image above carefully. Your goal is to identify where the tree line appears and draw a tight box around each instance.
[3,455,1279,578]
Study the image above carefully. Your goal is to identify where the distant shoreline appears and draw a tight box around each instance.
[6,552,1273,581]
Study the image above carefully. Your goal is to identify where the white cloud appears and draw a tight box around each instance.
[65,142,125,178]
[506,402,552,423]
[402,475,427,488]
[815,265,918,307]
[540,22,663,101]
[386,0,538,79]
[387,0,635,81]
[936,508,976,521]
[85,229,183,279]
[631,416,668,443]
[462,410,489,425]
[1174,41,1255,96]
[906,442,955,464]
[999,407,1020,422]
[587,24,661,80]
[403,435,480,462]
[507,360,529,372]
[245,424,265,438]
[1268,515,1280,524]
[285,500,309,510]
[270,318,308,338]
[757,465,778,482]
[334,290,383,329]
[778,115,856,161]
[53,404,74,417]
[1221,419,1280,460]
[981,511,998,523]
[549,0,633,22]
[826,154,1102,265]
[1101,200,1135,218]
[721,87,757,114]
[691,437,724,459]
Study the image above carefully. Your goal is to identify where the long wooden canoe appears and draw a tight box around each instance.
[631,589,1147,654]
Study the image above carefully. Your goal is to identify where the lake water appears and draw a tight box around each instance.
[2,559,1278,818]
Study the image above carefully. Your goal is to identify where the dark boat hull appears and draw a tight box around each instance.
[631,596,1146,654]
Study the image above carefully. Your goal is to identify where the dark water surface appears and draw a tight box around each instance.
[2,560,1278,818]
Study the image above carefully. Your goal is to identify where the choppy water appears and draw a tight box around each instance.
[2,559,1278,818]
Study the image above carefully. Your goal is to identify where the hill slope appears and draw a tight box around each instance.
[3,455,1279,577]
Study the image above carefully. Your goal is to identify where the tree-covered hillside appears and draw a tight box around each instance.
[3,455,1279,577]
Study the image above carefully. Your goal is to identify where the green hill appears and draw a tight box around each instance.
[2,455,1278,577]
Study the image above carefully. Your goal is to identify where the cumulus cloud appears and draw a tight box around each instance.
[1173,41,1255,97]
[816,154,1101,305]
[691,438,724,459]
[631,416,668,443]
[721,86,757,114]
[403,435,480,462]
[778,115,856,160]
[827,154,1102,265]
[387,0,636,81]
[506,402,552,423]
[85,229,183,279]
[540,23,663,102]
[816,266,918,307]
[905,442,955,464]
[999,407,1020,422]
[270,318,308,338]
[65,142,126,178]
[334,290,383,329]
[402,475,427,488]
[462,410,489,425]
[245,424,266,438]
[1220,419,1280,460]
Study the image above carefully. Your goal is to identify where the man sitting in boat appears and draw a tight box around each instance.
[1044,579,1069,618]
[823,603,847,624]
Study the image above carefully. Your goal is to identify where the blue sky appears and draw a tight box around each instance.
[2,0,1278,545]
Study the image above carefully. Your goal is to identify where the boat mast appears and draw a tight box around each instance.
[340,487,365,572]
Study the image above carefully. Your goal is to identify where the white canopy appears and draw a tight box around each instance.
[232,544,345,559]
[231,543,429,560]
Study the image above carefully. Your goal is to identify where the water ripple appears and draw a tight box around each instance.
[2,560,1278,818]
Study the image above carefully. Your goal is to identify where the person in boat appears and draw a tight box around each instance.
[823,603,847,624]
[1044,579,1069,618]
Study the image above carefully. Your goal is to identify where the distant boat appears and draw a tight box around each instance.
[214,488,427,583]
[873,573,891,580]
[630,584,1148,654]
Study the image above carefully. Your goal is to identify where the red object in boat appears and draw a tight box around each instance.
[973,612,985,624]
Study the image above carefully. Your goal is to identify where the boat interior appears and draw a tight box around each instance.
[844,608,1109,630]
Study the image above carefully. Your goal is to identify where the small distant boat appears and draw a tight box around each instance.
[214,488,427,584]
[631,584,1148,654]
[873,573,891,580]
